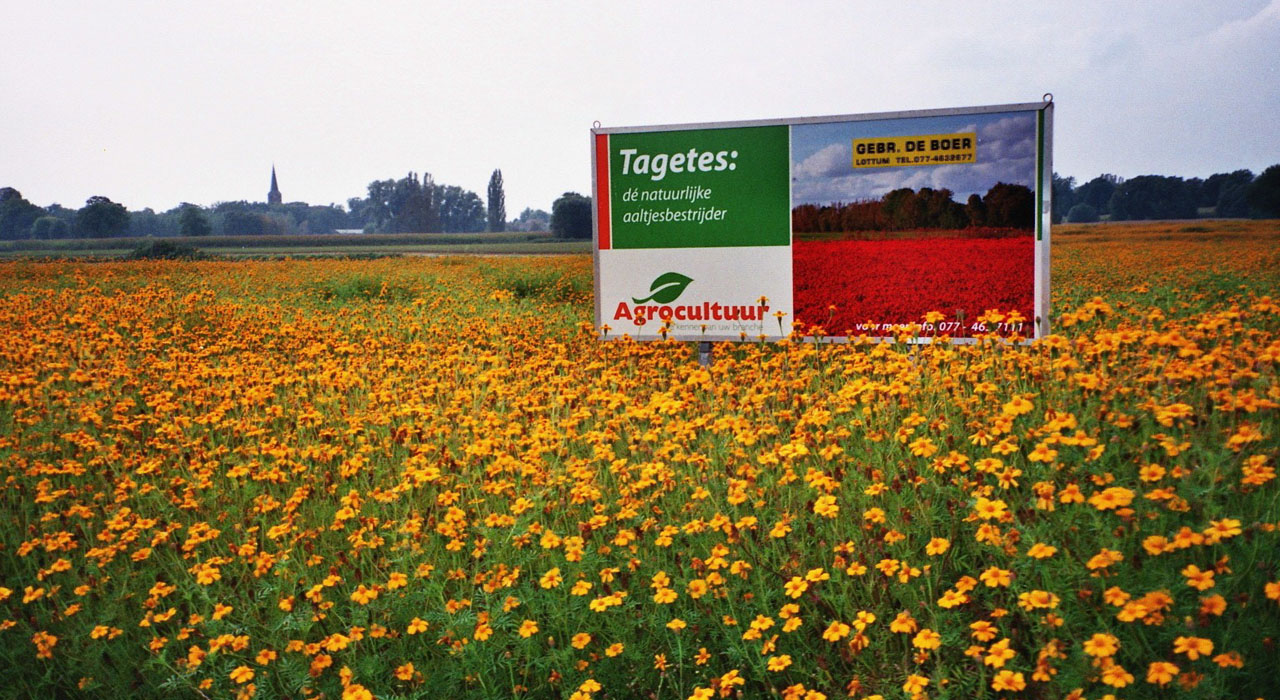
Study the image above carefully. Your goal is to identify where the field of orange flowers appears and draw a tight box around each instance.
[1,221,1278,699]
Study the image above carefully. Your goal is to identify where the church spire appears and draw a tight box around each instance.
[268,166,282,205]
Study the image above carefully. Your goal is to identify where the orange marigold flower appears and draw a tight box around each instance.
[984,638,1016,668]
[822,621,851,642]
[1173,635,1213,660]
[1082,633,1119,658]
[969,620,998,642]
[973,497,1008,520]
[1212,651,1244,668]
[902,674,929,694]
[1100,661,1134,688]
[229,666,254,684]
[912,628,941,650]
[979,567,1012,587]
[1026,542,1057,559]
[889,611,917,634]
[1180,563,1215,590]
[812,495,839,518]
[991,670,1026,691]
[1146,661,1178,685]
[1088,487,1135,511]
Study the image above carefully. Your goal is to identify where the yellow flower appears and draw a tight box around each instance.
[394,663,416,681]
[1100,661,1134,688]
[349,585,378,605]
[537,568,563,588]
[1025,542,1057,558]
[912,628,941,650]
[991,670,1025,691]
[767,655,792,671]
[652,587,677,604]
[1145,661,1178,685]
[517,620,539,638]
[1172,635,1213,660]
[979,567,1012,587]
[925,537,950,555]
[1180,564,1216,591]
[1082,633,1119,658]
[812,495,839,518]
[1087,486,1135,511]
[902,674,929,694]
[571,633,592,649]
[969,620,997,641]
[229,666,254,684]
[973,497,1008,520]
[984,638,1016,667]
[889,611,917,634]
[821,621,850,642]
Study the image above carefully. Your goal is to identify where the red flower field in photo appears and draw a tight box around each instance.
[792,235,1035,337]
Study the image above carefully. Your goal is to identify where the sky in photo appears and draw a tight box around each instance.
[791,110,1038,206]
[2,1,1277,215]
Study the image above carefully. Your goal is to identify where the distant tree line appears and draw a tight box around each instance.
[0,166,559,240]
[1052,165,1280,223]
[793,183,1035,234]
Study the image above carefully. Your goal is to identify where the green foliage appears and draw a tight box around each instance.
[178,204,212,237]
[509,207,551,232]
[1246,164,1280,218]
[1108,175,1199,221]
[76,196,130,237]
[1051,173,1076,224]
[1075,174,1120,212]
[311,275,417,303]
[792,184,1031,234]
[1066,203,1099,223]
[489,267,588,302]
[438,184,486,233]
[981,182,1036,229]
[550,191,592,239]
[125,239,208,260]
[487,169,506,233]
[29,216,71,239]
[0,187,43,240]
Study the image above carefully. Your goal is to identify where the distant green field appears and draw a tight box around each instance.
[0,231,592,259]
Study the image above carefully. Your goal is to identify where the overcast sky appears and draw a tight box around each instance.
[2,1,1277,216]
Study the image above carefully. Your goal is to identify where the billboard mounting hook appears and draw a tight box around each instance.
[1042,93,1054,104]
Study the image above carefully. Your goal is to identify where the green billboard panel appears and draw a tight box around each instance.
[606,126,790,249]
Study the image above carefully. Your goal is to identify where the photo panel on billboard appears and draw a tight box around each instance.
[791,109,1044,339]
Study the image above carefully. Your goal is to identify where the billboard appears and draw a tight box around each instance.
[592,100,1052,342]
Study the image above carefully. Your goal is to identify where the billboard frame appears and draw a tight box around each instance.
[591,97,1053,344]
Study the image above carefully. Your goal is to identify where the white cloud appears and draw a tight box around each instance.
[794,142,852,180]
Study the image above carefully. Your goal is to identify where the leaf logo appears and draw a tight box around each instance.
[632,272,693,304]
